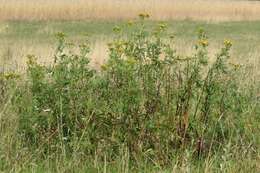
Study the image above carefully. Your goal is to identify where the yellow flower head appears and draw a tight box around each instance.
[139,12,150,19]
[229,62,241,70]
[224,39,232,48]
[101,64,108,71]
[55,32,66,39]
[27,54,37,65]
[158,23,167,31]
[3,72,20,80]
[198,39,209,47]
[113,26,121,33]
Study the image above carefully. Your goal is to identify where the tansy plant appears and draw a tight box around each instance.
[8,15,258,167]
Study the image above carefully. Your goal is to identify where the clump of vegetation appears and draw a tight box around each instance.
[0,16,259,172]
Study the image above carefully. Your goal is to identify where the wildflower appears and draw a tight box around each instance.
[55,32,66,39]
[101,64,108,71]
[113,26,121,33]
[198,39,209,47]
[4,72,20,80]
[159,23,167,30]
[139,12,150,19]
[224,39,232,48]
[26,54,37,65]
[229,62,241,70]
[117,47,124,54]
[79,43,90,51]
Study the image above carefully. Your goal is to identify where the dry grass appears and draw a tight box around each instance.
[0,40,110,72]
[1,0,260,22]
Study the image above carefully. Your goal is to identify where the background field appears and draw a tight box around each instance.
[1,0,260,73]
[1,0,260,21]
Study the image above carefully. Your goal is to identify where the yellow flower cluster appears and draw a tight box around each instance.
[159,23,167,30]
[107,41,127,54]
[224,39,232,48]
[139,13,150,19]
[26,54,37,66]
[113,26,121,33]
[229,62,241,70]
[100,64,108,71]
[198,39,209,47]
[0,72,20,80]
[55,32,66,39]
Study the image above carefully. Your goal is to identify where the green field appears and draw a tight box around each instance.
[1,18,260,173]
[2,20,260,47]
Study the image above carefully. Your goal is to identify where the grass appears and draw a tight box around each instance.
[0,17,259,172]
[2,20,260,40]
[1,0,260,21]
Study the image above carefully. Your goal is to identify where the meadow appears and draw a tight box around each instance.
[0,1,260,173]
[1,0,260,21]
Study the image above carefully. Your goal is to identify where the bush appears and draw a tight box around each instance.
[11,16,258,167]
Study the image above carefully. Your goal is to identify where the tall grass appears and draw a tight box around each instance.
[0,17,259,172]
[1,0,260,21]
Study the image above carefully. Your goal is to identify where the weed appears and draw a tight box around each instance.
[0,16,259,172]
